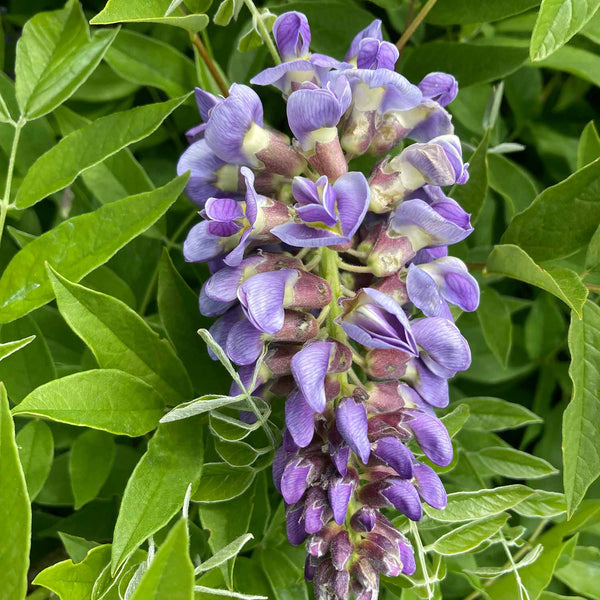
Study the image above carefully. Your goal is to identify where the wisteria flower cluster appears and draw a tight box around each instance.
[179,12,479,600]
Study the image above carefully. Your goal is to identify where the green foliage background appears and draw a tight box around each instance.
[1,0,600,598]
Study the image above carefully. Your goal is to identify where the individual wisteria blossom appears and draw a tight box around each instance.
[178,11,480,600]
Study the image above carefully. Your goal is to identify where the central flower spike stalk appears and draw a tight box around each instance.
[179,11,480,600]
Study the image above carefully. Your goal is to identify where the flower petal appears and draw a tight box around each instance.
[183,221,222,263]
[406,264,452,319]
[373,436,414,479]
[285,388,316,447]
[333,171,370,239]
[381,479,422,521]
[406,409,453,466]
[336,397,370,464]
[291,341,333,412]
[328,476,354,525]
[226,318,264,365]
[413,462,447,509]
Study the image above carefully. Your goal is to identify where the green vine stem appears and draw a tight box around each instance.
[0,117,25,247]
[243,0,281,65]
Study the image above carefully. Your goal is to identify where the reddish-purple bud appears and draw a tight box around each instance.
[365,348,411,379]
[330,530,354,571]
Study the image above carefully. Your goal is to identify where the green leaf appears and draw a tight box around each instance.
[459,397,542,431]
[476,287,513,367]
[15,0,118,119]
[427,513,509,555]
[477,447,558,479]
[586,224,600,271]
[195,534,253,574]
[450,129,490,223]
[12,369,164,437]
[578,121,600,169]
[111,418,204,573]
[130,519,194,600]
[69,430,115,509]
[424,485,535,522]
[514,490,567,517]
[105,29,196,98]
[0,334,35,362]
[403,42,528,87]
[54,106,154,205]
[91,0,210,32]
[441,403,471,438]
[488,153,538,216]
[536,45,600,87]
[48,268,192,404]
[525,294,566,360]
[259,547,308,600]
[563,300,600,516]
[58,533,99,563]
[531,0,600,61]
[15,96,187,209]
[0,175,187,323]
[502,159,600,262]
[0,315,56,402]
[486,245,588,317]
[554,546,600,600]
[426,0,540,25]
[16,419,54,501]
[162,396,247,423]
[193,463,255,503]
[0,384,30,600]
[157,250,227,394]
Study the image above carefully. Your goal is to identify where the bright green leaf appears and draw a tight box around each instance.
[69,430,116,509]
[477,447,558,479]
[48,268,192,404]
[195,534,253,574]
[111,418,204,573]
[0,384,30,600]
[427,513,509,555]
[58,533,98,563]
[0,175,188,323]
[477,287,513,367]
[15,0,118,119]
[502,159,600,262]
[162,396,247,423]
[91,0,210,32]
[425,485,535,522]
[193,463,255,503]
[486,245,588,317]
[554,546,600,600]
[15,96,187,209]
[130,519,194,600]
[105,29,196,98]
[460,397,542,431]
[514,490,567,517]
[16,420,54,501]
[12,369,164,436]
[531,0,600,61]
[563,300,600,516]
[0,335,35,362]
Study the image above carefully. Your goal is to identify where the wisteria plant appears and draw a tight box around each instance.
[1,1,600,600]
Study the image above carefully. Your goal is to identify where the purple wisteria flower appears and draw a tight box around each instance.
[179,11,479,598]
[271,172,370,247]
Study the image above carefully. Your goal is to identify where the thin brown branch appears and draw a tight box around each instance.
[395,0,438,52]
[190,33,229,96]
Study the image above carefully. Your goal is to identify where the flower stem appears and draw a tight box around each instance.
[319,247,346,341]
[243,0,281,65]
[0,117,25,248]
[190,33,230,96]
[395,0,438,52]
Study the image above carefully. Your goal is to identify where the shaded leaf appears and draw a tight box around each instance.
[460,397,542,431]
[426,0,540,25]
[193,463,255,503]
[477,447,558,479]
[477,287,513,367]
[0,335,35,362]
[195,534,254,574]
[16,419,54,501]
[578,121,600,169]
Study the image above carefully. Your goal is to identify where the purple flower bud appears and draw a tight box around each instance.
[328,473,355,524]
[372,436,415,479]
[350,558,379,595]
[286,502,307,545]
[177,139,240,207]
[271,172,370,248]
[291,341,334,412]
[411,316,471,377]
[339,288,418,354]
[305,555,317,581]
[330,530,354,570]
[407,256,480,317]
[304,486,332,534]
[357,39,398,71]
[413,461,447,509]
[418,72,459,107]
[285,388,315,448]
[273,445,287,492]
[307,524,337,557]
[315,560,351,600]
[346,20,383,62]
[336,396,371,464]
[351,506,377,532]
[381,478,423,521]
[273,11,311,60]
[403,358,450,408]
[281,455,325,504]
[328,424,351,476]
[403,405,453,466]
[359,539,401,577]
